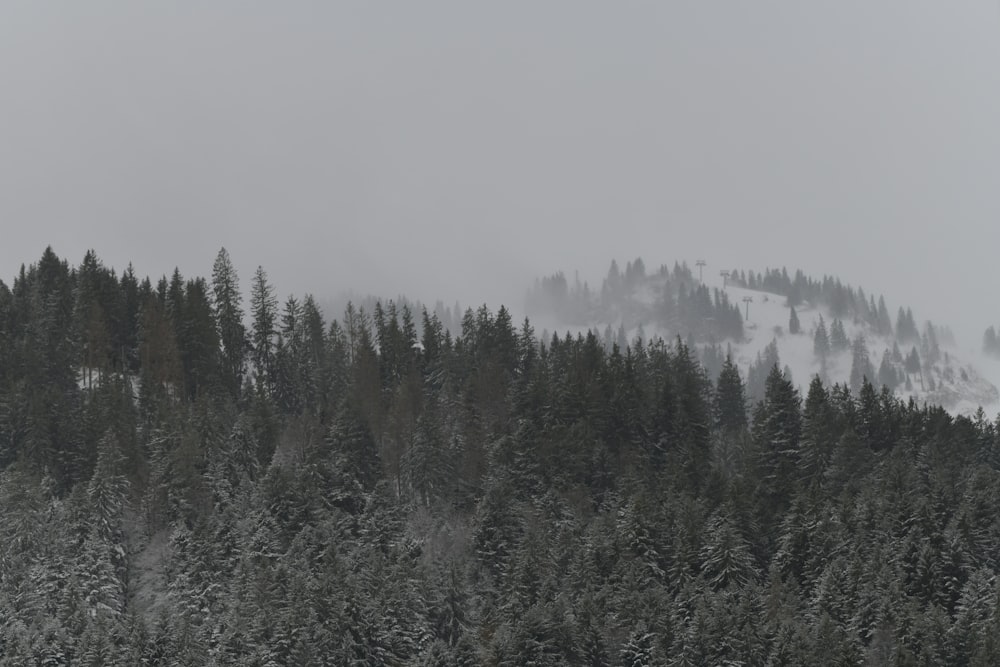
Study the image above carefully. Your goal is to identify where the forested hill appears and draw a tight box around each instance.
[526,260,923,342]
[3,247,1000,664]
[527,259,998,413]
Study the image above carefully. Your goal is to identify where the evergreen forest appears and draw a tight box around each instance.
[3,247,1000,665]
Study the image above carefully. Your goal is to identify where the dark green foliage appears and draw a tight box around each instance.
[798,376,836,489]
[670,339,713,491]
[701,511,756,589]
[211,248,247,400]
[754,365,802,514]
[1,248,1000,664]
[323,400,382,509]
[714,353,747,435]
[249,265,278,396]
[746,339,780,405]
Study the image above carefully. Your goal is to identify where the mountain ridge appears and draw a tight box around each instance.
[526,259,1000,416]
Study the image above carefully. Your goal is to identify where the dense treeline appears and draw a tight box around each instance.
[525,259,979,411]
[526,259,744,343]
[730,265,957,349]
[528,258,948,376]
[3,247,1000,664]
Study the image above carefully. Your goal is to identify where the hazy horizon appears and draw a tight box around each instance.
[3,3,1000,349]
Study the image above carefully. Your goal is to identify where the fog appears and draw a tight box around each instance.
[2,2,1000,348]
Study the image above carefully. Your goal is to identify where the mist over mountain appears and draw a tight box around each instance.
[4,3,1000,350]
[4,2,1000,663]
[526,258,1000,415]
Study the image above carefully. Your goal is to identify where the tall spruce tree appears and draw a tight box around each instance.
[249,266,278,396]
[788,306,801,335]
[876,296,892,336]
[830,318,849,352]
[714,353,747,434]
[798,375,835,487]
[754,364,802,513]
[877,351,898,390]
[813,315,830,361]
[211,248,246,399]
[178,278,221,400]
[671,339,712,491]
[849,335,874,395]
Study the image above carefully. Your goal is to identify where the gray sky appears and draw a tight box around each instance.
[2,2,999,345]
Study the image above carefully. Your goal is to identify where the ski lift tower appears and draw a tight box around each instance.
[742,296,753,320]
[696,260,706,282]
[720,270,730,288]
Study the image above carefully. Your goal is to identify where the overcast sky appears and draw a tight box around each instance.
[2,2,999,345]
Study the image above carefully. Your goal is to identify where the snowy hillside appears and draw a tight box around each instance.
[718,281,999,416]
[526,262,1000,416]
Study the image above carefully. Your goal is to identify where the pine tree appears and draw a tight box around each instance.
[325,400,382,506]
[620,624,657,666]
[670,339,713,491]
[117,264,142,373]
[905,346,922,376]
[700,513,756,589]
[814,316,830,361]
[922,322,941,365]
[274,295,303,414]
[746,340,781,405]
[137,290,182,410]
[877,296,892,336]
[298,295,329,414]
[788,306,801,335]
[897,307,918,343]
[402,402,454,506]
[714,354,747,434]
[178,278,221,400]
[754,365,802,513]
[211,247,246,398]
[849,335,874,395]
[878,351,898,390]
[249,265,278,396]
[74,250,112,390]
[830,318,849,352]
[798,376,835,488]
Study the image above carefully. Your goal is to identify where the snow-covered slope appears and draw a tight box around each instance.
[527,268,1000,416]
[720,282,998,415]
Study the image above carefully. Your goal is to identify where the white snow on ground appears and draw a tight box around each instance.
[949,346,1000,416]
[528,272,1000,417]
[715,278,1000,416]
